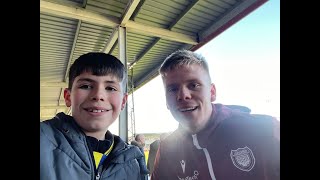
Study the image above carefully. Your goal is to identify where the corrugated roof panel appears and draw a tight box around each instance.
[44,0,84,6]
[70,22,114,65]
[201,0,227,13]
[134,0,186,29]
[111,45,119,58]
[222,0,239,4]
[86,0,128,17]
[127,32,156,64]
[171,0,233,35]
[41,109,57,116]
[40,87,62,97]
[136,8,175,23]
[132,39,185,84]
[40,13,78,82]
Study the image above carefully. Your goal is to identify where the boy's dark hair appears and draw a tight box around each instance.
[68,52,127,90]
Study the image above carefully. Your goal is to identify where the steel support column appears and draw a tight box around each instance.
[118,26,128,142]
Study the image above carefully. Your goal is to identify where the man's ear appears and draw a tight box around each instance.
[210,83,216,102]
[121,93,128,110]
[64,88,72,107]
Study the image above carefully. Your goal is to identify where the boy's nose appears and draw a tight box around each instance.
[91,88,105,101]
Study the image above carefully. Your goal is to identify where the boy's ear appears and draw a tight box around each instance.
[121,93,128,110]
[64,88,72,107]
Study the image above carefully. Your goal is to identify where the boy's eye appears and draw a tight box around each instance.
[79,85,92,89]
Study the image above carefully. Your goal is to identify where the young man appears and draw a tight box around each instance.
[40,53,143,180]
[151,50,280,180]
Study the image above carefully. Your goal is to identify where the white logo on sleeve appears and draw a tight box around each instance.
[180,160,186,173]
[230,146,255,171]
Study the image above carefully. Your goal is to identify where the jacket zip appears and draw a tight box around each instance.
[192,134,216,180]
[96,165,103,180]
[82,133,96,180]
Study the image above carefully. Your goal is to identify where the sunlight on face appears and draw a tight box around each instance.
[161,64,215,133]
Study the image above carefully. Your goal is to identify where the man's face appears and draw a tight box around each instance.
[64,72,127,136]
[138,135,145,144]
[161,64,216,133]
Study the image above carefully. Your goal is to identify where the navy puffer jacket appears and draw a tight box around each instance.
[40,113,143,180]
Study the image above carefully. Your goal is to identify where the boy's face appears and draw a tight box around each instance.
[64,72,127,136]
[161,64,216,133]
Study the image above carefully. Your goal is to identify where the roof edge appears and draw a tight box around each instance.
[191,0,268,51]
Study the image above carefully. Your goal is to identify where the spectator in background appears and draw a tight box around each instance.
[131,134,150,180]
[147,133,169,174]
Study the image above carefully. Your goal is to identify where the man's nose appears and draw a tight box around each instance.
[177,87,191,101]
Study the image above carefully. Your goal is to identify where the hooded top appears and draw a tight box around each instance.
[152,104,280,180]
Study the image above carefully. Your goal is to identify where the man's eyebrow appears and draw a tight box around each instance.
[166,83,177,88]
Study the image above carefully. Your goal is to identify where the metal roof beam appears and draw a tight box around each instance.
[129,0,200,69]
[131,0,146,20]
[168,0,200,30]
[40,0,198,45]
[64,20,82,81]
[40,0,119,27]
[104,0,140,54]
[195,0,266,50]
[41,105,67,109]
[103,28,119,54]
[120,0,141,26]
[200,0,259,39]
[40,100,66,104]
[40,82,68,87]
[126,21,198,45]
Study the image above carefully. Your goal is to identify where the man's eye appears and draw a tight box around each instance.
[79,85,92,89]
[167,87,178,93]
[106,87,117,91]
[190,83,200,89]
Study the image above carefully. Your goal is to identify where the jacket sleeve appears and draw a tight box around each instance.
[270,118,280,179]
[260,116,280,180]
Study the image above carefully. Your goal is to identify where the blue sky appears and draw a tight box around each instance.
[110,0,280,134]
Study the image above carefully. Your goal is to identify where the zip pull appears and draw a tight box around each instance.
[96,172,100,180]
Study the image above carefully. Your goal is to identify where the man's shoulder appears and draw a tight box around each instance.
[229,109,275,124]
[226,111,278,136]
[157,130,181,150]
[150,140,160,146]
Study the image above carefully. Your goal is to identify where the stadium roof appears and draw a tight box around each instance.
[40,0,267,121]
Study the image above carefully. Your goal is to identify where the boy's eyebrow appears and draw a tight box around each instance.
[76,78,119,84]
[77,78,93,82]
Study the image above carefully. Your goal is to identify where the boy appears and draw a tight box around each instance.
[40,52,143,180]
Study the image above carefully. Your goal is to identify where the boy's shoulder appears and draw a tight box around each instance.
[111,136,144,161]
